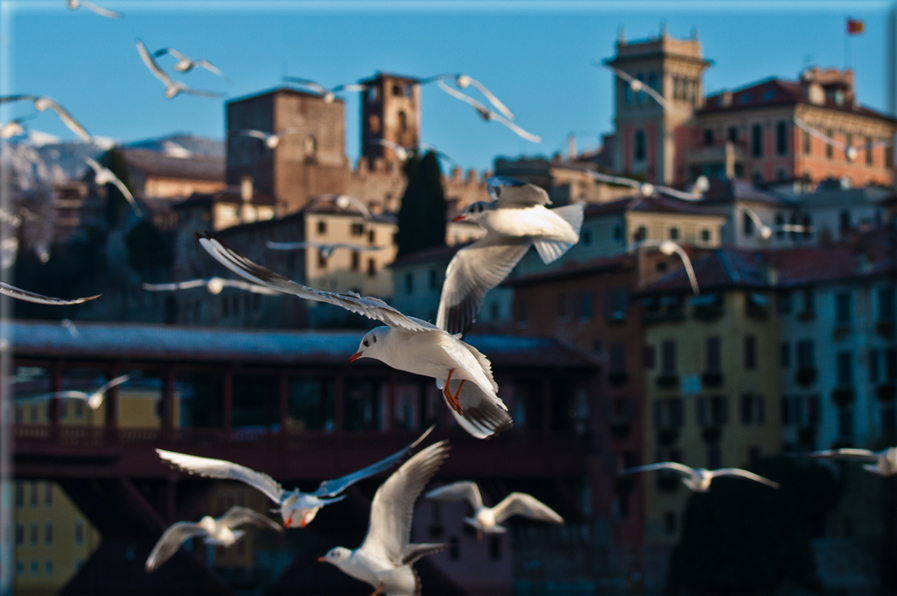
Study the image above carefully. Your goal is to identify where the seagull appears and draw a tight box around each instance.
[421,73,515,120]
[319,440,450,596]
[627,240,699,295]
[282,77,366,103]
[157,426,435,528]
[0,95,93,142]
[266,241,385,259]
[424,481,563,540]
[232,128,301,150]
[586,170,707,201]
[366,139,458,167]
[145,506,281,572]
[803,447,897,476]
[61,319,78,338]
[793,116,893,162]
[152,48,229,80]
[738,203,813,240]
[436,80,541,143]
[0,283,100,306]
[0,117,31,139]
[136,40,224,99]
[438,176,583,335]
[84,157,142,217]
[309,194,374,222]
[66,0,121,19]
[620,462,780,492]
[142,277,279,295]
[598,62,675,112]
[197,233,513,439]
[23,373,138,410]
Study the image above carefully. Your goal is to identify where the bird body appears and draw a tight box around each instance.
[620,462,779,492]
[153,48,228,79]
[136,41,224,100]
[805,447,897,476]
[467,203,580,244]
[25,373,138,410]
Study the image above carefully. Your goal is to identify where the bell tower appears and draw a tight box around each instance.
[360,72,422,168]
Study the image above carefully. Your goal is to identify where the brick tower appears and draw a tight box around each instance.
[359,72,422,168]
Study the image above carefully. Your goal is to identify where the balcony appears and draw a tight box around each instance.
[683,141,745,177]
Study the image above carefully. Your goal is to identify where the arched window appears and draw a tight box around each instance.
[398,111,407,133]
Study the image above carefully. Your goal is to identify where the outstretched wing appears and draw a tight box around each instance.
[198,233,438,332]
[311,427,434,497]
[136,40,173,86]
[489,112,542,143]
[424,481,483,510]
[145,522,206,572]
[488,177,551,207]
[218,506,283,532]
[282,77,327,95]
[156,449,284,504]
[0,282,100,305]
[142,280,208,292]
[805,448,878,462]
[80,0,122,18]
[437,379,513,439]
[219,279,280,295]
[181,86,225,98]
[466,76,516,121]
[711,468,780,489]
[266,241,317,251]
[108,176,142,216]
[37,98,92,142]
[621,462,695,477]
[492,493,564,525]
[94,372,138,397]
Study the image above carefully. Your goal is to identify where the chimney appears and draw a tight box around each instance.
[241,176,253,202]
[567,133,577,160]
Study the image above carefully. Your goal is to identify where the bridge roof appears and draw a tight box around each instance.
[9,321,596,369]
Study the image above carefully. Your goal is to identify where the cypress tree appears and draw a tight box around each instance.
[396,151,447,257]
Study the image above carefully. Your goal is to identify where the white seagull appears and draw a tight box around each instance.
[620,462,780,492]
[793,116,893,162]
[627,239,699,295]
[804,447,897,476]
[599,62,675,112]
[738,203,813,241]
[282,77,366,103]
[136,40,224,99]
[84,157,142,217]
[425,481,563,540]
[438,176,583,335]
[157,427,435,528]
[145,506,281,572]
[23,373,138,410]
[232,128,302,150]
[142,277,278,295]
[309,194,375,222]
[436,80,541,143]
[66,0,121,19]
[319,440,450,596]
[0,95,92,142]
[153,47,229,80]
[197,233,513,439]
[586,170,708,201]
[367,139,458,167]
[0,117,31,139]
[0,283,100,306]
[266,241,385,259]
[422,73,515,120]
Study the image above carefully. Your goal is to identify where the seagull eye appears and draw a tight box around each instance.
[372,336,377,343]
[363,340,369,347]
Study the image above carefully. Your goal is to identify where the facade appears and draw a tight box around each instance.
[360,72,422,168]
[121,148,226,201]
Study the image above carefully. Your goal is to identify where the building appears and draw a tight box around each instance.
[360,72,422,168]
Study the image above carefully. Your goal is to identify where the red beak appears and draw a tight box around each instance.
[348,352,363,364]
[317,557,326,563]
[452,215,465,222]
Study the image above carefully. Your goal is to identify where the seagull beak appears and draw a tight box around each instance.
[452,215,466,222]
[348,352,363,364]
[317,557,327,563]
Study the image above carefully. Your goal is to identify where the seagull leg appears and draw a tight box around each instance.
[442,370,464,416]
[477,529,482,540]
[369,583,385,596]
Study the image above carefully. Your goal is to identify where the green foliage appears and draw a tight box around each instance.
[100,146,136,227]
[125,219,172,275]
[669,456,840,595]
[396,151,447,257]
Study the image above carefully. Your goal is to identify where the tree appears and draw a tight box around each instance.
[100,146,136,227]
[396,151,447,257]
[125,219,172,275]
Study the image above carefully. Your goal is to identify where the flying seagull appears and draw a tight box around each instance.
[84,157,142,216]
[136,40,224,99]
[266,241,385,259]
[142,277,278,295]
[793,116,893,162]
[153,48,229,80]
[366,139,458,167]
[585,170,708,201]
[232,128,302,149]
[802,447,897,476]
[436,80,541,143]
[620,462,780,492]
[0,117,32,139]
[66,0,121,19]
[598,62,675,112]
[145,506,281,572]
[197,233,513,439]
[425,481,563,540]
[0,283,100,306]
[438,176,583,335]
[319,440,450,596]
[22,373,138,410]
[421,73,516,120]
[738,203,813,240]
[627,239,699,295]
[308,194,375,222]
[157,426,435,528]
[282,77,366,103]
[0,95,93,142]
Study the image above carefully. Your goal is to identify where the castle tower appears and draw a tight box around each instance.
[606,28,711,184]
[360,72,422,168]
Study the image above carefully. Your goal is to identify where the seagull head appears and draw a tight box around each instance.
[206,278,225,295]
[349,327,388,364]
[455,74,472,88]
[657,240,679,256]
[265,136,280,150]
[760,226,773,241]
[638,183,655,197]
[453,201,495,223]
[629,79,643,92]
[165,85,182,99]
[33,98,51,112]
[318,546,351,566]
[846,146,858,162]
[198,516,217,533]
[87,393,104,410]
[322,92,336,104]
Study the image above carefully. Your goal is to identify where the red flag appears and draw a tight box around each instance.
[847,19,865,35]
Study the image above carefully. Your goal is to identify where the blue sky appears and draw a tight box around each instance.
[1,1,893,171]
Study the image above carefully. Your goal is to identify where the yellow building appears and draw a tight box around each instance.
[639,250,781,547]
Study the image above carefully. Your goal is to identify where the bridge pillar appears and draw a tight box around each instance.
[105,366,119,441]
[222,371,232,435]
[162,367,176,432]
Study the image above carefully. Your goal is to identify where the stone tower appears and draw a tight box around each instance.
[359,72,422,168]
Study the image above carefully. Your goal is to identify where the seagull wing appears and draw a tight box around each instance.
[436,379,514,439]
[437,79,490,111]
[181,86,225,98]
[107,174,142,217]
[621,462,695,477]
[332,84,367,93]
[806,448,878,462]
[492,492,564,525]
[640,85,674,112]
[194,60,227,79]
[586,170,642,189]
[418,73,454,85]
[487,112,542,143]
[137,40,174,86]
[218,506,283,532]
[281,78,327,95]
[198,234,438,332]
[145,522,207,572]
[220,280,280,295]
[436,234,531,335]
[359,441,451,565]
[666,243,700,296]
[156,449,285,504]
[370,138,402,151]
[311,426,434,497]
[0,95,38,105]
[142,280,208,291]
[235,130,269,142]
[654,184,702,201]
[93,373,137,397]
[467,76,516,121]
[423,481,483,510]
[266,241,315,250]
[489,177,551,207]
[0,282,100,305]
[711,468,780,488]
[153,48,185,60]
[603,64,636,84]
[23,391,89,404]
[79,0,122,18]
[793,117,846,151]
[38,98,92,142]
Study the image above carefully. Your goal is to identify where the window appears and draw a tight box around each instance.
[661,341,676,374]
[516,300,527,324]
[449,537,460,560]
[778,291,792,314]
[45,560,53,577]
[706,337,721,372]
[30,560,37,577]
[826,129,834,158]
[392,83,403,96]
[623,79,632,104]
[613,224,624,242]
[751,124,763,157]
[648,71,657,91]
[870,349,881,383]
[16,561,22,577]
[367,258,376,277]
[744,336,757,370]
[15,482,23,508]
[838,406,853,438]
[780,342,791,367]
[866,136,874,166]
[835,292,852,324]
[44,483,52,507]
[839,210,851,235]
[634,226,647,242]
[29,523,38,545]
[30,482,38,507]
[644,345,656,369]
[740,394,765,425]
[351,223,364,236]
[808,395,821,424]
[404,272,414,295]
[636,73,645,103]
[879,287,895,322]
[351,251,360,271]
[752,171,763,186]
[398,111,407,133]
[775,121,788,155]
[634,130,646,161]
[727,126,738,144]
[604,287,629,320]
[707,446,722,469]
[654,398,684,429]
[610,343,627,373]
[369,114,381,133]
[837,352,853,386]
[582,228,593,246]
[44,523,53,545]
[800,289,815,316]
[704,129,714,146]
[664,511,677,534]
[317,220,327,234]
[367,86,379,102]
[577,292,593,320]
[797,340,815,368]
[742,212,754,237]
[15,524,23,546]
[711,396,729,425]
[669,227,680,241]
[700,229,711,242]
[803,130,811,154]
[428,269,438,291]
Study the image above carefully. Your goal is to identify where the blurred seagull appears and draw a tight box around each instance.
[232,128,301,150]
[142,277,278,295]
[198,234,513,438]
[425,481,563,540]
[282,77,366,103]
[266,241,385,259]
[153,47,229,80]
[309,194,375,222]
[66,0,121,19]
[0,117,31,139]
[803,447,897,476]
[620,462,780,492]
[146,506,281,572]
[61,319,78,338]
[586,170,708,201]
[421,73,515,120]
[0,95,92,142]
[438,177,583,335]
[738,204,813,240]
[793,116,892,162]
[367,139,458,167]
[627,239,699,295]
[0,283,100,306]
[136,40,224,99]
[436,80,541,143]
[84,157,142,216]
[157,426,435,528]
[24,373,139,410]
[599,62,674,112]
[319,440,450,596]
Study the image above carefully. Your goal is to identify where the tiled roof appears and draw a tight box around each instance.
[174,187,276,208]
[584,195,727,218]
[505,253,634,287]
[702,178,796,206]
[122,148,225,182]
[390,243,468,267]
